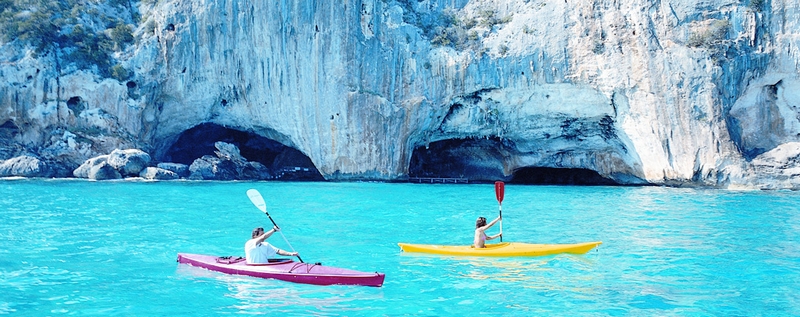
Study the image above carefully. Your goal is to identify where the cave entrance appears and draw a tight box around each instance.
[408,138,506,183]
[164,123,324,181]
[0,121,20,160]
[510,167,618,185]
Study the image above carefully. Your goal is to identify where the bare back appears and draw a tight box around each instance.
[474,228,488,248]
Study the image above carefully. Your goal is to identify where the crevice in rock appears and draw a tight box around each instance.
[509,167,619,185]
[163,123,324,180]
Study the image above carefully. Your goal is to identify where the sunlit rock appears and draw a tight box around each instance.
[0,0,798,188]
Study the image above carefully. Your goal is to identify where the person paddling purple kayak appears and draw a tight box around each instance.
[245,226,299,264]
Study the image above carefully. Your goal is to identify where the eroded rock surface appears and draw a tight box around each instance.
[1,0,798,188]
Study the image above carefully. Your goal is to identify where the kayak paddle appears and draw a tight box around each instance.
[246,188,304,263]
[495,181,505,242]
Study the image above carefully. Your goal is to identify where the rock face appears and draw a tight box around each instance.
[1,0,799,188]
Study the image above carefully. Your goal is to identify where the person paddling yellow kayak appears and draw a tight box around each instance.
[473,216,502,248]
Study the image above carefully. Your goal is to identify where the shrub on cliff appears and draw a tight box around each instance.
[0,0,136,78]
[688,19,731,49]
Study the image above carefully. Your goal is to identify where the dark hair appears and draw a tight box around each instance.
[475,217,487,228]
[252,227,264,238]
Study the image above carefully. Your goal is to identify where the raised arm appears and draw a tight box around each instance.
[479,216,502,231]
[255,226,280,244]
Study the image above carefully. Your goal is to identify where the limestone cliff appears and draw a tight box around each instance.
[1,0,799,188]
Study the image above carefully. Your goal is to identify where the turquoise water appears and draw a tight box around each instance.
[1,180,799,315]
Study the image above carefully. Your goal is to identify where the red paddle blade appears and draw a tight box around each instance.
[494,181,505,204]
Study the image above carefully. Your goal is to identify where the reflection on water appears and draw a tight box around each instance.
[399,252,601,290]
[174,263,385,314]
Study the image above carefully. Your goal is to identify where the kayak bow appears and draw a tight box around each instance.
[397,241,602,257]
[177,253,385,287]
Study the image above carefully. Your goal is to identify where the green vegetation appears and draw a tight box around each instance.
[110,64,130,81]
[392,1,512,51]
[688,19,731,49]
[498,44,509,56]
[0,0,136,78]
[429,8,513,50]
[687,19,732,64]
[110,23,134,51]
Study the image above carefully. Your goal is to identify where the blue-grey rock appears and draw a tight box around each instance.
[0,155,53,177]
[107,149,151,176]
[88,162,122,180]
[157,162,190,177]
[139,167,180,180]
[74,155,110,179]
[189,155,236,180]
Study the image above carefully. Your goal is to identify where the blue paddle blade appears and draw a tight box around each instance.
[246,189,267,213]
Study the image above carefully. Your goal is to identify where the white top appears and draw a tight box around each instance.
[244,238,279,264]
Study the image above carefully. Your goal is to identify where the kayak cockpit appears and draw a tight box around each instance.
[473,242,511,250]
[214,256,294,265]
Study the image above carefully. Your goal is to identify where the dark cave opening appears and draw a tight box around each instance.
[164,123,324,181]
[510,167,618,185]
[0,120,19,137]
[409,138,621,185]
[408,138,506,183]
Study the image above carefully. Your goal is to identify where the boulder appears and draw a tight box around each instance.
[157,162,190,178]
[107,149,151,176]
[139,167,180,180]
[0,155,54,177]
[239,161,272,180]
[73,155,109,178]
[88,161,122,180]
[214,142,246,162]
[189,155,236,180]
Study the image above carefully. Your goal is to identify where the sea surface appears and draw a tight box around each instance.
[1,179,799,316]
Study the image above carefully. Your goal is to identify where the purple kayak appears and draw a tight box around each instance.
[177,253,385,287]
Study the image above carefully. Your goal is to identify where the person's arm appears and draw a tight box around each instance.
[255,226,280,244]
[276,249,299,257]
[487,232,503,241]
[479,216,502,231]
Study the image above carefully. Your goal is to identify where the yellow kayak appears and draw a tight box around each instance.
[397,241,602,257]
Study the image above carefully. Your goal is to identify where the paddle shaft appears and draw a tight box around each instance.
[495,181,505,242]
[499,204,503,242]
[265,213,303,263]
